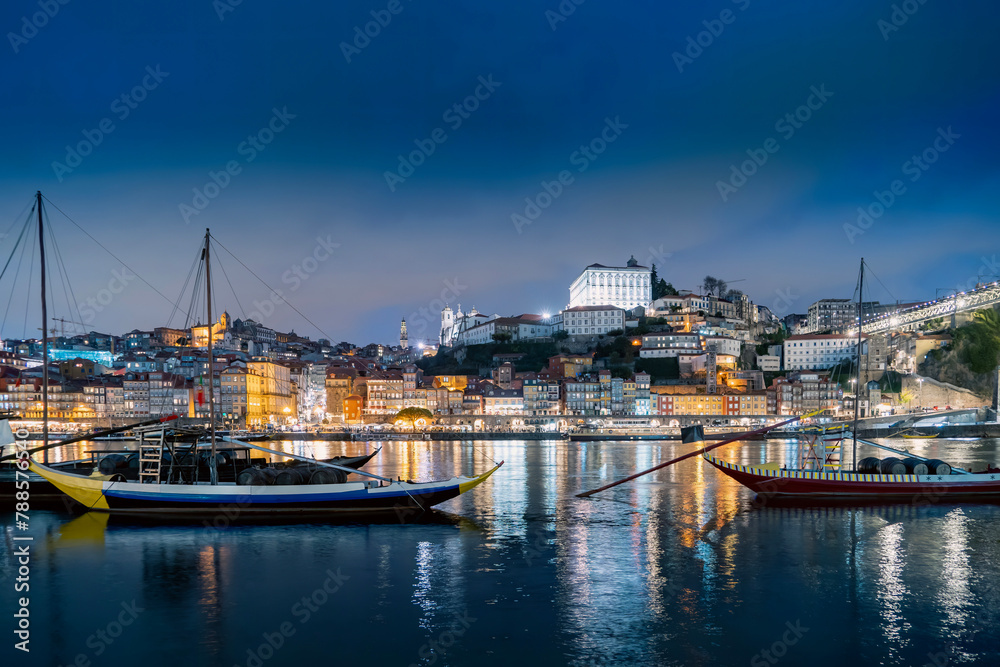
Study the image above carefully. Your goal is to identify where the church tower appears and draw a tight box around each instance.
[441,306,454,347]
[399,318,408,349]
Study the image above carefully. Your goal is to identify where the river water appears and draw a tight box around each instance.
[4,437,1000,666]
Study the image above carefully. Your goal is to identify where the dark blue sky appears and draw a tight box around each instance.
[1,1,998,345]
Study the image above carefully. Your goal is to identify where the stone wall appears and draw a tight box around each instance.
[904,375,986,410]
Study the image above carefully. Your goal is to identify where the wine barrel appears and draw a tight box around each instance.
[879,457,907,475]
[309,468,347,485]
[901,457,929,475]
[237,467,279,486]
[857,457,882,474]
[98,454,128,475]
[126,453,140,469]
[274,467,310,485]
[924,459,952,476]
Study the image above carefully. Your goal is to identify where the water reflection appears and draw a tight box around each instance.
[8,437,1000,667]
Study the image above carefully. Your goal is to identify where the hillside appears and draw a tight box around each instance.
[918,307,1000,399]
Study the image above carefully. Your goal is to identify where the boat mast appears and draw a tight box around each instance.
[205,228,217,485]
[852,258,864,471]
[37,192,49,462]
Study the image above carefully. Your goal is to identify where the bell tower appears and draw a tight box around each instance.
[399,318,408,349]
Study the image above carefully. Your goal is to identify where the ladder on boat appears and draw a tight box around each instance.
[138,430,166,484]
[799,427,843,471]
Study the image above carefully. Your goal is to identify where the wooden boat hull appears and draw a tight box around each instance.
[703,454,1000,499]
[28,459,502,515]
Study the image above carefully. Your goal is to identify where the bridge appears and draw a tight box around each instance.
[860,280,1000,334]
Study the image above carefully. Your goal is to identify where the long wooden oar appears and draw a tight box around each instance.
[576,413,817,498]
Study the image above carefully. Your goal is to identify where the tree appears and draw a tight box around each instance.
[702,276,717,296]
[899,388,915,404]
[552,330,569,341]
[702,276,727,298]
[395,407,433,429]
[492,331,513,344]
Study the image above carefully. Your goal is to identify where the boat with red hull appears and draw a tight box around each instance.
[702,453,1000,500]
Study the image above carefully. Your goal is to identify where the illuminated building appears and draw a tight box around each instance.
[247,359,296,424]
[568,256,652,310]
[639,332,704,357]
[344,394,363,423]
[547,354,594,378]
[783,334,864,370]
[482,386,523,414]
[190,312,231,348]
[439,304,498,347]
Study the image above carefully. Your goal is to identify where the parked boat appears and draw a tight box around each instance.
[23,213,501,516]
[28,454,502,516]
[701,259,1000,501]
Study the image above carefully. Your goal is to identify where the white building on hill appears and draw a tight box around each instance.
[569,256,652,310]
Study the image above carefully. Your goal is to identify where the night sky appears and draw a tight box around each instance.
[1,1,998,346]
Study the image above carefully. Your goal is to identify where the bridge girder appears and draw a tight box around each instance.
[860,282,1000,334]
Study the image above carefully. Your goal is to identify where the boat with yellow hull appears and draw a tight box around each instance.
[28,457,502,517]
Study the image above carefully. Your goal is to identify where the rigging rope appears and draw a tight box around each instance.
[167,247,202,330]
[41,195,192,322]
[209,234,335,342]
[1,214,34,339]
[23,217,37,339]
[213,244,246,321]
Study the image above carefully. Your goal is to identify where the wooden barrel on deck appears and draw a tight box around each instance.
[878,457,907,475]
[924,459,952,476]
[857,457,882,474]
[901,458,929,475]
[309,468,347,485]
[274,467,310,485]
[237,467,279,486]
